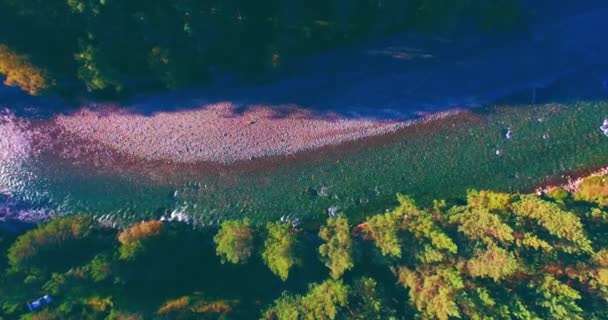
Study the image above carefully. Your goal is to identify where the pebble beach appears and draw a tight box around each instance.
[53,103,430,164]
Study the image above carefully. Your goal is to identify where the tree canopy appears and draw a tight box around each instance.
[214,218,254,264]
[262,222,297,281]
[319,214,353,279]
[1,186,607,319]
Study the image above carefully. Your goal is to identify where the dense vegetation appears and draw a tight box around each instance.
[2,173,608,319]
[0,0,522,96]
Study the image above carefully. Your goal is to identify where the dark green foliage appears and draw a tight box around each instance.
[343,277,396,320]
[0,0,523,95]
[7,216,106,273]
[1,188,608,319]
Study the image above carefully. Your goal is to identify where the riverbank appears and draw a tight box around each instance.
[3,98,608,226]
[52,103,434,164]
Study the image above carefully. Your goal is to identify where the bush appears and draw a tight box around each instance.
[574,175,608,207]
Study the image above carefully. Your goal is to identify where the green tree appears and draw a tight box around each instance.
[263,279,349,320]
[117,220,163,260]
[398,265,464,320]
[7,216,96,273]
[319,214,353,279]
[262,222,297,281]
[75,42,123,92]
[574,175,608,207]
[533,275,584,320]
[449,206,514,245]
[511,196,593,254]
[343,277,396,320]
[466,190,512,212]
[214,218,254,264]
[361,210,401,258]
[466,245,518,281]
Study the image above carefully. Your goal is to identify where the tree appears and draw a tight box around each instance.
[449,206,514,245]
[117,220,163,260]
[319,214,354,279]
[397,265,464,320]
[466,189,512,212]
[396,194,457,263]
[262,222,297,281]
[511,196,593,254]
[344,277,396,320]
[533,275,584,320]
[214,218,254,264]
[75,42,123,92]
[7,216,96,273]
[361,210,401,258]
[0,44,53,95]
[262,279,349,320]
[466,245,518,281]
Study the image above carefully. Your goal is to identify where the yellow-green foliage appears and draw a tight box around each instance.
[449,206,514,245]
[363,210,402,258]
[262,279,348,320]
[590,208,608,223]
[466,190,512,212]
[574,175,608,207]
[105,311,143,320]
[397,194,457,261]
[262,222,297,281]
[319,214,354,279]
[546,187,570,203]
[117,220,163,260]
[214,219,254,264]
[588,250,608,299]
[398,265,464,320]
[511,196,593,253]
[534,275,583,320]
[7,216,94,271]
[516,233,553,252]
[466,245,518,281]
[88,254,112,282]
[75,44,122,92]
[0,44,53,95]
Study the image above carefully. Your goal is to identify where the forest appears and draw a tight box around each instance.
[0,0,522,97]
[1,173,608,319]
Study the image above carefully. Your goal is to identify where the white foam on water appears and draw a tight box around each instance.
[0,112,33,195]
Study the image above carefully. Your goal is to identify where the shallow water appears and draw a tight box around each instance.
[3,96,608,227]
